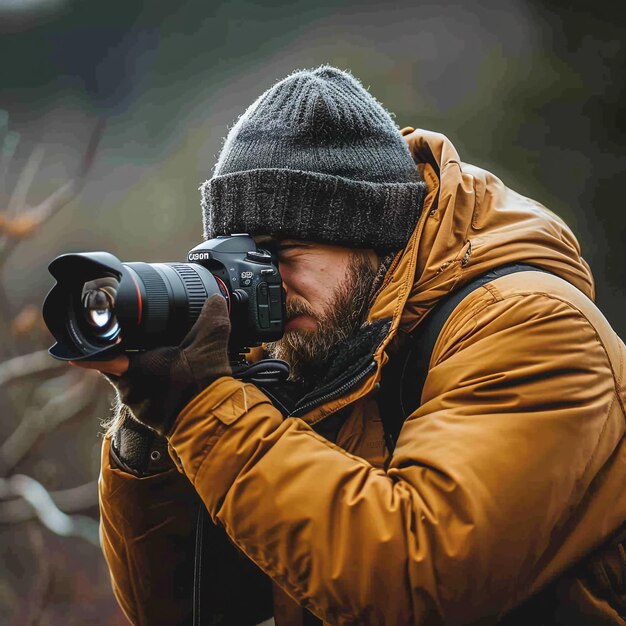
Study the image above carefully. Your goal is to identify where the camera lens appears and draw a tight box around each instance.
[80,277,120,340]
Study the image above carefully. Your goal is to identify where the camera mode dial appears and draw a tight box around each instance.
[245,250,272,263]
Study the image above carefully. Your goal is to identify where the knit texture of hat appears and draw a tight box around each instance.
[200,66,426,251]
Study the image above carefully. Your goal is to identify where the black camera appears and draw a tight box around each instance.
[42,234,285,361]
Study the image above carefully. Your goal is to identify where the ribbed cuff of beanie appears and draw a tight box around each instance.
[201,168,427,252]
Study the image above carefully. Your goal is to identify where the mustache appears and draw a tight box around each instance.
[286,297,316,320]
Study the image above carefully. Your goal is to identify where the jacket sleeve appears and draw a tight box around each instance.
[166,287,624,625]
[99,437,199,625]
[99,437,274,626]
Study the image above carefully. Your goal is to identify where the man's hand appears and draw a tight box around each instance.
[70,354,129,377]
[71,295,232,436]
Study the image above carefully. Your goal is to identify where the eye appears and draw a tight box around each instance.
[275,245,310,263]
[263,242,310,262]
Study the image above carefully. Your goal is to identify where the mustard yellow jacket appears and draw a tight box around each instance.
[99,129,626,625]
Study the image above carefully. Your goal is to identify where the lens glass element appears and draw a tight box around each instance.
[81,278,120,340]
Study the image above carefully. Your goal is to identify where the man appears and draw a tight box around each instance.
[89,66,626,625]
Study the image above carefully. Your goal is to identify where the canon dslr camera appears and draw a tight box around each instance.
[42,234,285,362]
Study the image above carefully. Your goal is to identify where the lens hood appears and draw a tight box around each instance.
[43,252,127,361]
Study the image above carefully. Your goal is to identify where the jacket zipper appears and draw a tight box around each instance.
[290,360,377,418]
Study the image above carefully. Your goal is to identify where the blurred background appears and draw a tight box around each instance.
[0,0,624,623]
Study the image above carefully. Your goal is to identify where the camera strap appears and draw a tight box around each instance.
[231,358,290,383]
[192,358,293,626]
[192,503,206,626]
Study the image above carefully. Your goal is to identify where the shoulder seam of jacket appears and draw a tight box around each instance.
[441,282,622,411]
[484,289,624,417]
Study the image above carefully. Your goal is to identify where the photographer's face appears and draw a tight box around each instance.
[256,236,379,384]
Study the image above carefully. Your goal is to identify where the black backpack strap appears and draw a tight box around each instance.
[379,263,548,454]
[192,360,293,626]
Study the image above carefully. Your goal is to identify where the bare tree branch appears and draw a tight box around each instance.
[0,480,98,523]
[7,145,45,216]
[0,112,20,195]
[0,118,105,265]
[0,349,65,388]
[0,371,103,473]
[0,474,99,546]
[25,118,104,222]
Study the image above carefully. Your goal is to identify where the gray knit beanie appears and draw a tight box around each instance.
[200,66,426,252]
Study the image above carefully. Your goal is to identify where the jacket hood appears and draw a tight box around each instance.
[369,127,595,337]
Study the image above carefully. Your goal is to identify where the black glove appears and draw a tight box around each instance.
[106,295,232,437]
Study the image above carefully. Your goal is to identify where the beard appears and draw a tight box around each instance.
[266,251,378,389]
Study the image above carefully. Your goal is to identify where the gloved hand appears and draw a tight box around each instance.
[105,294,232,436]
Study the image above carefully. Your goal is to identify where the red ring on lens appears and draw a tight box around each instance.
[129,272,143,325]
[212,275,230,313]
